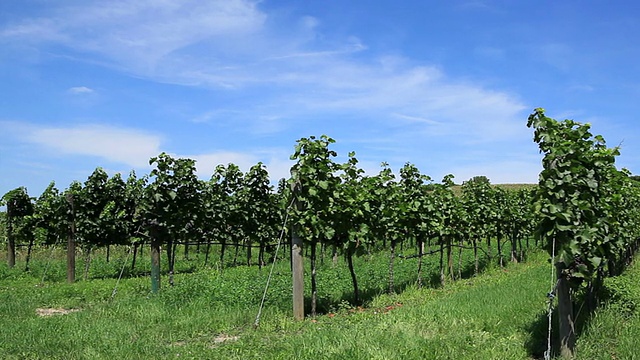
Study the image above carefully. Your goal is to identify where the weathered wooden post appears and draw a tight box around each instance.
[6,200,15,268]
[290,177,304,320]
[65,193,76,283]
[556,266,576,359]
[150,224,161,293]
[292,228,304,320]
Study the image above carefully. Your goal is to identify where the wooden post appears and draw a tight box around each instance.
[292,227,304,320]
[6,204,15,268]
[65,193,75,283]
[557,266,576,359]
[150,226,161,293]
[290,174,305,320]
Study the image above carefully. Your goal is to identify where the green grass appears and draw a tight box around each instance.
[450,183,537,195]
[2,243,638,359]
[204,251,551,360]
[574,258,640,359]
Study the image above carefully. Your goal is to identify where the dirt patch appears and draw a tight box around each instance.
[206,333,240,348]
[213,334,239,344]
[172,333,239,348]
[36,308,80,317]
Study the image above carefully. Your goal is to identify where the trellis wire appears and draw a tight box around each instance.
[111,245,134,300]
[544,236,557,360]
[254,198,295,328]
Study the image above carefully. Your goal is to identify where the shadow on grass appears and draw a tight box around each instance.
[308,252,499,316]
[524,310,550,359]
[309,276,420,315]
[524,293,601,359]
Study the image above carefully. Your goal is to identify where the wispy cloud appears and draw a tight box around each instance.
[68,86,94,94]
[187,55,527,143]
[189,151,259,178]
[392,113,441,125]
[26,124,162,168]
[4,119,294,181]
[190,150,292,181]
[1,0,266,74]
[1,0,527,143]
[1,0,533,184]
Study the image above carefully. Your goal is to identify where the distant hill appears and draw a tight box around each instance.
[450,183,537,195]
[493,183,538,191]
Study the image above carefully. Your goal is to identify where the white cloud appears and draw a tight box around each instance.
[187,55,527,142]
[265,57,528,142]
[1,0,267,74]
[264,158,295,182]
[391,113,441,125]
[0,0,526,141]
[4,119,293,183]
[26,124,162,168]
[190,151,259,178]
[190,150,293,182]
[1,0,530,165]
[68,86,94,94]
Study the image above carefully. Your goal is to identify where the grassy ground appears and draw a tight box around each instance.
[450,183,537,195]
[574,258,640,359]
[209,252,552,360]
[0,243,637,359]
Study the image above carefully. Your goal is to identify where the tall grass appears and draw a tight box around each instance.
[574,257,640,359]
[0,242,559,359]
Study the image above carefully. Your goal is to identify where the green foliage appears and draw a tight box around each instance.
[1,187,34,218]
[334,152,369,250]
[32,182,67,245]
[146,153,201,244]
[213,163,245,236]
[367,163,401,248]
[431,174,461,238]
[527,108,637,282]
[239,162,280,265]
[289,135,341,243]
[5,134,544,309]
[461,175,495,241]
[397,163,432,243]
[123,171,148,243]
[241,163,275,242]
[1,187,35,245]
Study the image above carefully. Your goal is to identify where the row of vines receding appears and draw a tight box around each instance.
[2,139,538,298]
[528,108,640,359]
[3,109,640,360]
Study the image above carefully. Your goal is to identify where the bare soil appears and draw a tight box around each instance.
[36,308,80,317]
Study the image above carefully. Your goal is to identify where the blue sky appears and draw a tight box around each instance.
[1,0,639,197]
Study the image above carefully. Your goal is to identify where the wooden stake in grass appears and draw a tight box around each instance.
[6,203,15,268]
[66,193,76,283]
[556,268,576,359]
[150,225,161,293]
[291,227,304,320]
